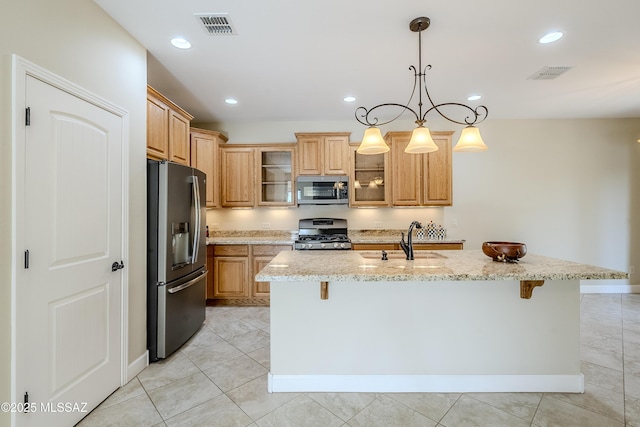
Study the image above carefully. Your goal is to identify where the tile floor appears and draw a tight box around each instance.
[77,293,640,426]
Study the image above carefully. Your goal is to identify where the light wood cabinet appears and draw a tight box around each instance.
[209,243,292,305]
[295,132,350,175]
[220,146,255,207]
[352,242,463,251]
[213,245,250,298]
[146,86,193,165]
[349,143,390,207]
[386,131,453,206]
[257,146,296,206]
[190,128,228,208]
[351,243,396,251]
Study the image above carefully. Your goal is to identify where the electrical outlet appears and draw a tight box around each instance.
[451,218,458,227]
[374,222,383,229]
[261,222,271,229]
[630,266,636,275]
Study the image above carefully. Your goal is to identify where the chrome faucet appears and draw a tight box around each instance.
[400,221,423,260]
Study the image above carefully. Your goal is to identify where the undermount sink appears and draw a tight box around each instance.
[359,251,447,260]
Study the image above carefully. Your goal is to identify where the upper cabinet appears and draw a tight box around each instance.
[349,143,390,207]
[386,131,453,206]
[146,86,193,165]
[257,146,296,207]
[220,146,255,208]
[295,132,350,175]
[190,127,228,208]
[220,144,297,208]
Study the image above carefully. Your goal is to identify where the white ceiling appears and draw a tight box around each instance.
[96,0,640,124]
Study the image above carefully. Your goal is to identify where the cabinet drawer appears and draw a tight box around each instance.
[213,245,249,256]
[252,244,292,256]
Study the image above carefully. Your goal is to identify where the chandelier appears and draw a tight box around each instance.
[355,17,489,155]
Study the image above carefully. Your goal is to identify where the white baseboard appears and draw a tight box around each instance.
[126,351,148,383]
[581,284,640,293]
[268,373,584,393]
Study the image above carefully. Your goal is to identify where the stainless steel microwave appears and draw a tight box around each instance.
[296,176,348,205]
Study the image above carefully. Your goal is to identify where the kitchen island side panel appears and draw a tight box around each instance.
[270,279,581,391]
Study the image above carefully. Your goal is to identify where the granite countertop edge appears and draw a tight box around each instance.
[255,250,629,282]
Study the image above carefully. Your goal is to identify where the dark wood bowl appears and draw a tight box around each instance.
[482,241,527,262]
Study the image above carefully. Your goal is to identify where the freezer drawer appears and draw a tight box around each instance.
[156,268,207,359]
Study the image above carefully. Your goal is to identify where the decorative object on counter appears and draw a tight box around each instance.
[416,228,425,240]
[425,221,436,240]
[354,16,489,155]
[436,225,446,240]
[482,241,527,263]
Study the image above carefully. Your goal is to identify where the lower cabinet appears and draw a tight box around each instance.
[352,242,463,251]
[209,243,292,305]
[213,245,250,299]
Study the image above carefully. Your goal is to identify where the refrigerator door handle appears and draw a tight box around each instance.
[167,269,208,294]
[191,174,201,264]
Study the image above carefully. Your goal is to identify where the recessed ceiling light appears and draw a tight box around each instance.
[224,98,238,105]
[539,31,563,44]
[467,95,482,101]
[170,38,192,49]
[344,96,356,103]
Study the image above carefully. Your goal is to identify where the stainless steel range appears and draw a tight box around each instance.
[294,218,352,250]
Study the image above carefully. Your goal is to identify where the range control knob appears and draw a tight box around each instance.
[307,243,313,249]
[320,243,326,248]
[339,243,346,248]
[333,243,339,248]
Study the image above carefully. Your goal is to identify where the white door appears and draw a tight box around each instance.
[15,74,124,427]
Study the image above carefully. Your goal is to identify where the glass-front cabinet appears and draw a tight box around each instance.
[349,143,390,207]
[257,146,295,206]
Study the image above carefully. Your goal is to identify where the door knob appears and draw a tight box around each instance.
[111,261,124,272]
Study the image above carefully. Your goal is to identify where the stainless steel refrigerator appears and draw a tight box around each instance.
[147,160,207,362]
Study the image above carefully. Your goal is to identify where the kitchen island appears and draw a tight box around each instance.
[255,250,627,393]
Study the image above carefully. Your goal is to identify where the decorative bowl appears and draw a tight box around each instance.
[482,241,527,262]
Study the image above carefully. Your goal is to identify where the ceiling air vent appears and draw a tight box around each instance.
[527,66,573,80]
[195,13,237,35]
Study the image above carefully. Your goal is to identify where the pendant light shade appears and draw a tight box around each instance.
[453,126,488,152]
[405,126,439,153]
[357,127,390,154]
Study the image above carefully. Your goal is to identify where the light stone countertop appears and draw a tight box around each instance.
[207,230,294,245]
[206,229,463,246]
[207,236,294,245]
[255,249,629,282]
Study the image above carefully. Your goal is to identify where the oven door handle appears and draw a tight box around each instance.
[168,270,208,294]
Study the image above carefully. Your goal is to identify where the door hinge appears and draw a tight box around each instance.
[25,107,30,126]
[24,250,29,269]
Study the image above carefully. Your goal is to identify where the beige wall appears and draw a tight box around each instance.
[203,117,640,290]
[0,0,147,419]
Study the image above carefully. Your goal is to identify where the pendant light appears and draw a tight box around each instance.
[405,126,439,153]
[356,127,390,154]
[355,16,489,154]
[453,126,488,152]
